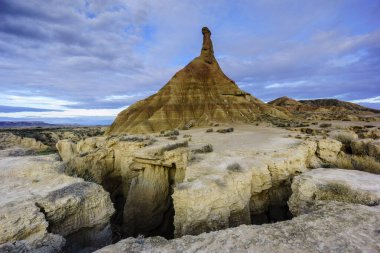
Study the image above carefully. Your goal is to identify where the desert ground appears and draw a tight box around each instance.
[0,118,380,252]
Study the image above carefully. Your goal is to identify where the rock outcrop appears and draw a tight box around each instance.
[288,168,380,216]
[95,201,380,253]
[107,27,288,134]
[57,134,188,239]
[0,132,48,152]
[58,125,344,239]
[0,154,115,252]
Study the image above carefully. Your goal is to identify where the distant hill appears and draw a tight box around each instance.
[0,121,79,128]
[268,96,304,107]
[298,99,380,113]
[269,97,380,113]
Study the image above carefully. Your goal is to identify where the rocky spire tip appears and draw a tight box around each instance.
[200,27,214,64]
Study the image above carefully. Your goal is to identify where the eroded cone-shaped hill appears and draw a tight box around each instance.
[107,27,288,134]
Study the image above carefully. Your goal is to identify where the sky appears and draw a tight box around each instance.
[0,0,379,125]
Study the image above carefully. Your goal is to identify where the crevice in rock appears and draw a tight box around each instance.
[35,202,51,233]
[101,176,126,243]
[251,181,293,225]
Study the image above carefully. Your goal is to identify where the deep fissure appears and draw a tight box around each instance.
[99,163,177,243]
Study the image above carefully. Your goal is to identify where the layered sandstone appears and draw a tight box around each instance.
[0,154,115,252]
[107,28,288,134]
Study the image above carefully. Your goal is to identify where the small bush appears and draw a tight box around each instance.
[333,154,380,174]
[320,123,332,128]
[226,162,242,172]
[217,127,234,133]
[167,136,178,140]
[183,134,192,138]
[352,156,380,174]
[120,136,145,142]
[158,141,188,155]
[192,144,213,154]
[332,133,356,146]
[206,128,213,133]
[160,130,179,137]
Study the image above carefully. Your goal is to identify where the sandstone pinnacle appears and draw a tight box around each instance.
[107,27,288,134]
[200,27,215,64]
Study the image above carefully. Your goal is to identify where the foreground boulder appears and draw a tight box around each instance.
[0,155,115,252]
[95,201,380,253]
[288,168,380,216]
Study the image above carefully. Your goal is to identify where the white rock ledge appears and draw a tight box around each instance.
[95,201,380,253]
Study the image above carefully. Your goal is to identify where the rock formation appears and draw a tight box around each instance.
[0,154,115,252]
[57,125,344,240]
[0,132,48,152]
[96,167,380,252]
[288,168,380,216]
[95,201,380,253]
[107,27,288,134]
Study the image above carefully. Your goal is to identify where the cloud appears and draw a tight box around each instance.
[350,96,380,104]
[265,81,307,89]
[0,107,127,118]
[0,0,380,123]
[0,95,78,110]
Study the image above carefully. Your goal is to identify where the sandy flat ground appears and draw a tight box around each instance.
[180,124,300,154]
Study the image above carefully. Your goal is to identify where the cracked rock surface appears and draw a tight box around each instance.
[0,154,115,252]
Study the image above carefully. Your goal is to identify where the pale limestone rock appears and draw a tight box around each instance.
[173,139,318,236]
[95,201,380,253]
[57,136,189,238]
[173,166,253,237]
[316,138,342,163]
[0,132,48,151]
[57,125,346,239]
[0,154,114,252]
[288,168,380,216]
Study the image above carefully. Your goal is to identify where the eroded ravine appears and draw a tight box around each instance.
[56,125,345,250]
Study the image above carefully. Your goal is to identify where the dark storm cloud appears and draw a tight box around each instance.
[0,0,379,123]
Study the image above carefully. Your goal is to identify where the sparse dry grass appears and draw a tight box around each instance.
[192,144,213,154]
[226,162,243,172]
[332,133,356,146]
[158,140,188,155]
[217,127,234,133]
[333,154,380,174]
[320,123,332,128]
